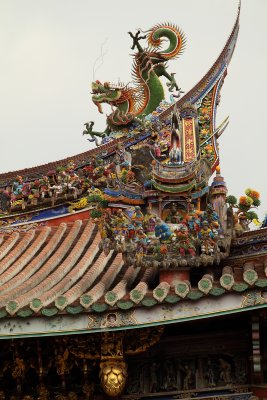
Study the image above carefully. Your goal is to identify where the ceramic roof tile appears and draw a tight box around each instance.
[81,253,124,307]
[129,267,156,304]
[0,235,4,246]
[0,223,67,302]
[0,218,266,317]
[28,221,97,312]
[0,226,51,286]
[0,232,20,261]
[34,221,96,308]
[7,220,82,311]
[57,239,113,309]
[0,230,35,274]
[105,266,140,306]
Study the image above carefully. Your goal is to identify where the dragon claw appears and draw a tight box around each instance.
[166,72,181,92]
[167,80,180,92]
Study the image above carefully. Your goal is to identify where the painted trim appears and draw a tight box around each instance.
[0,298,266,340]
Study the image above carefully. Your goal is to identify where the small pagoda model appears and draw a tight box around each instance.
[0,3,266,400]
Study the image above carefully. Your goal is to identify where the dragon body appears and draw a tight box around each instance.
[91,23,186,129]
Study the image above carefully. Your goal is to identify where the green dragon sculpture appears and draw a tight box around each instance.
[84,23,186,140]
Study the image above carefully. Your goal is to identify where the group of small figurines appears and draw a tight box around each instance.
[126,355,243,394]
[98,201,223,264]
[0,162,83,213]
[0,145,136,214]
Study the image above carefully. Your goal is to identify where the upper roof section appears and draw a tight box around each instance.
[0,4,240,184]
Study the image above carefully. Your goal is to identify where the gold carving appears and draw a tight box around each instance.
[101,332,124,359]
[55,349,70,375]
[68,335,101,359]
[99,359,128,397]
[12,357,26,378]
[125,327,164,355]
[100,332,128,396]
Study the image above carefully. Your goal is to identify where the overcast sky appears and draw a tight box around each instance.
[0,0,267,220]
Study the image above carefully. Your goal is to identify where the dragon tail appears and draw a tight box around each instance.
[146,22,186,59]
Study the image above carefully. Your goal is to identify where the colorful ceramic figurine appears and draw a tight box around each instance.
[155,218,174,242]
[132,206,144,227]
[143,209,157,237]
[175,225,196,257]
[199,220,216,255]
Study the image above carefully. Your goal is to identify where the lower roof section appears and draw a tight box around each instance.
[0,291,266,339]
[0,217,267,338]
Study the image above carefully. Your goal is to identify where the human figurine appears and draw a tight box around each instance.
[211,221,220,251]
[182,364,194,390]
[187,203,201,234]
[112,209,129,236]
[55,349,69,376]
[143,208,157,236]
[107,170,117,188]
[149,362,158,392]
[12,175,23,196]
[132,206,144,227]
[206,359,216,387]
[136,243,144,266]
[39,176,50,199]
[155,218,174,242]
[199,220,216,255]
[12,357,25,378]
[219,358,232,385]
[115,143,132,173]
[154,143,161,158]
[127,223,136,241]
[0,188,11,213]
[175,225,196,257]
[204,203,220,225]
[165,203,181,224]
[66,170,80,198]
[162,360,176,391]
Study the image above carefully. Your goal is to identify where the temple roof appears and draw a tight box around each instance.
[0,3,240,184]
[0,3,265,341]
[0,219,266,319]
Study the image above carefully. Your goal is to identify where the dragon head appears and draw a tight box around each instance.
[91,80,122,113]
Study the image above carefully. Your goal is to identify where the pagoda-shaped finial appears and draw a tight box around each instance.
[210,165,228,231]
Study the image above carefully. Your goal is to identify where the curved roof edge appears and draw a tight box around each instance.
[0,138,122,184]
[0,3,240,183]
[160,1,240,118]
